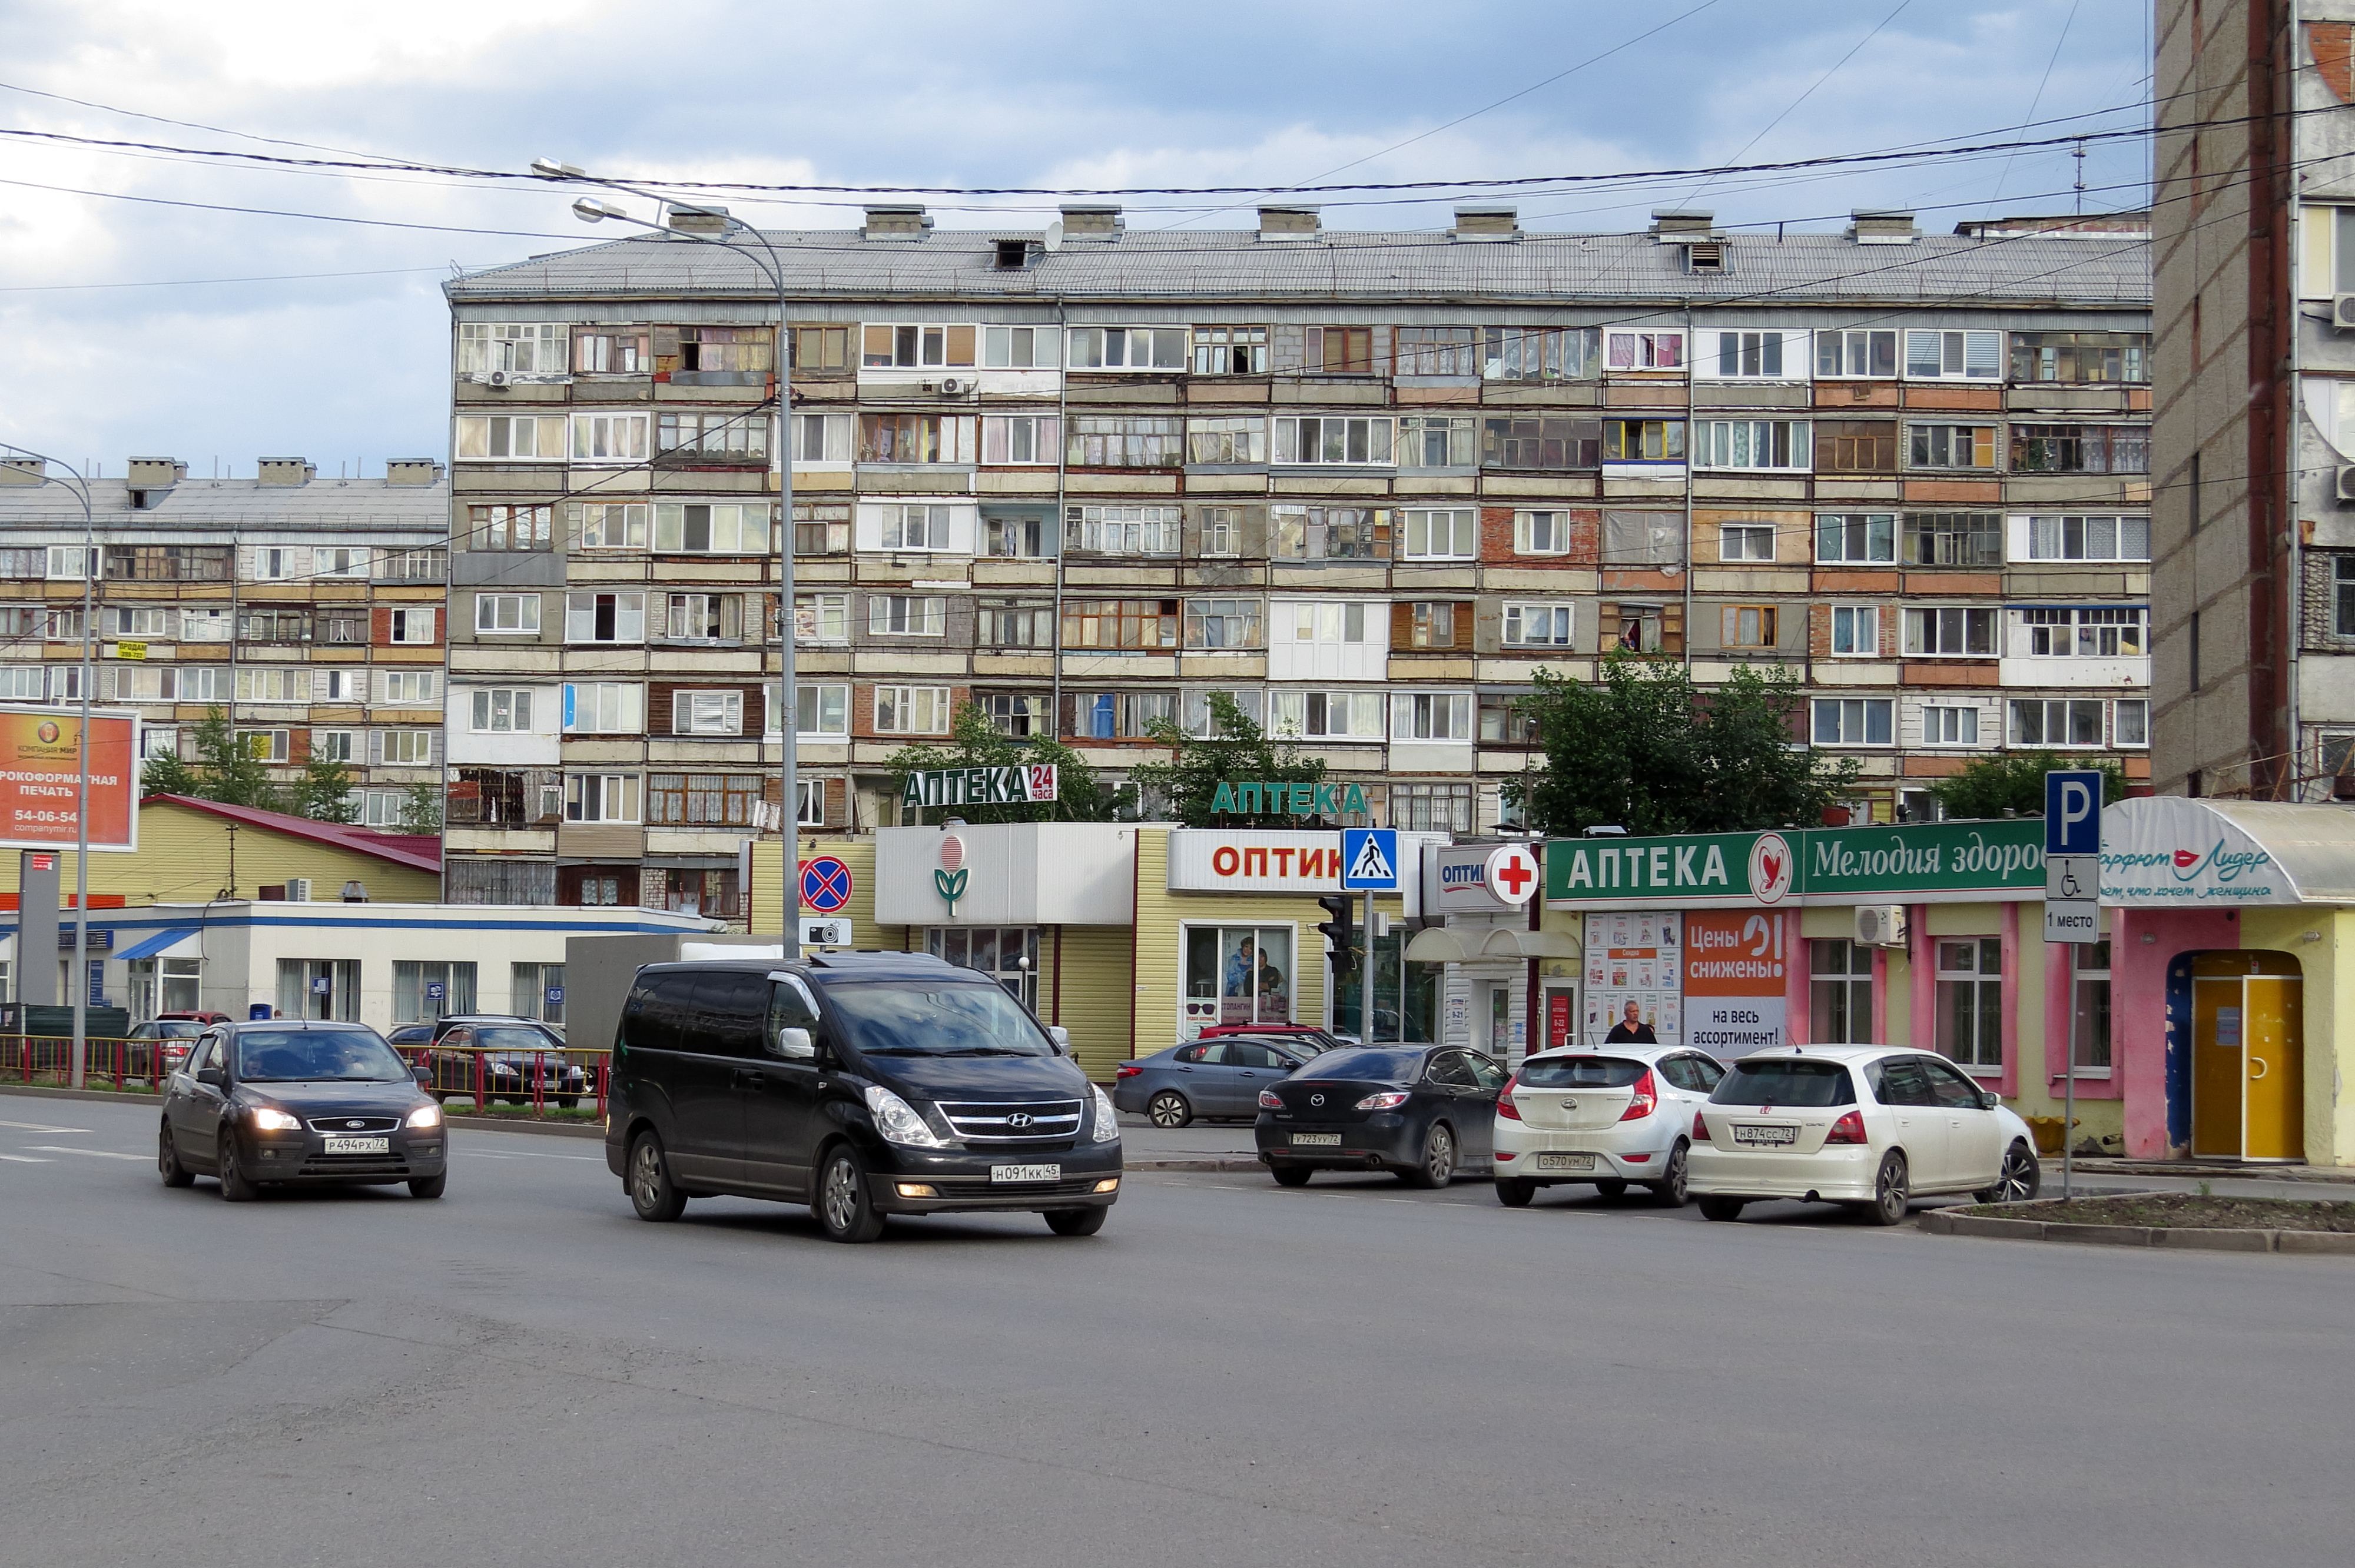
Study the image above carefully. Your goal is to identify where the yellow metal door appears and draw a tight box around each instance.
[2242,976,2305,1162]
[2190,978,2244,1160]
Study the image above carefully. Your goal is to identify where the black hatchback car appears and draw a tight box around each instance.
[158,1021,447,1201]
[1254,1045,1507,1188]
[605,952,1120,1243]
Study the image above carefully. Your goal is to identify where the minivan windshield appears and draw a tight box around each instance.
[824,982,1053,1058]
[1518,1055,1647,1089]
[234,1030,410,1083]
[1710,1059,1856,1107]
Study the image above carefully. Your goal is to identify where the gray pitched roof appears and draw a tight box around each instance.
[446,228,2151,310]
[0,477,449,536]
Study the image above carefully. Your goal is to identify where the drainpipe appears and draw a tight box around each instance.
[1681,300,1696,670]
[1052,297,1070,770]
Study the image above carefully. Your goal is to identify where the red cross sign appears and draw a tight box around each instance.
[1484,843,1540,906]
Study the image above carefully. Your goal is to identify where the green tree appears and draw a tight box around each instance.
[396,782,444,835]
[1129,690,1326,828]
[291,755,361,824]
[140,748,200,798]
[1504,653,1862,836]
[154,707,286,812]
[1929,751,2125,820]
[883,702,1120,825]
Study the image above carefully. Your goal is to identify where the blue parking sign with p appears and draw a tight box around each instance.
[2044,770,2104,856]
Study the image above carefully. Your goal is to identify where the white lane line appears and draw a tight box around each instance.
[0,1119,92,1133]
[22,1146,148,1161]
[457,1147,602,1161]
[0,1154,54,1163]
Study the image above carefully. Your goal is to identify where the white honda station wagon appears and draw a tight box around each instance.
[1685,1045,2041,1225]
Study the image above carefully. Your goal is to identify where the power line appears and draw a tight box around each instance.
[1675,0,1913,210]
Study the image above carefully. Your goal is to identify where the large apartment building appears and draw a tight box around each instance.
[442,202,2152,921]
[0,457,450,827]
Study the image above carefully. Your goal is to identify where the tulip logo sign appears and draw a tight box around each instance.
[934,833,970,914]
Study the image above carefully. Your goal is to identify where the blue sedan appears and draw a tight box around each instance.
[1113,1036,1315,1127]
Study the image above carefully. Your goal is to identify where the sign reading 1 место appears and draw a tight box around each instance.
[2042,769,2104,946]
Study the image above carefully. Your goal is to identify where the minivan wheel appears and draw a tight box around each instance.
[1146,1089,1193,1128]
[1400,1123,1455,1189]
[158,1122,194,1188]
[1043,1207,1107,1237]
[1863,1150,1910,1226]
[627,1131,686,1222]
[1975,1140,2042,1205]
[817,1145,885,1243]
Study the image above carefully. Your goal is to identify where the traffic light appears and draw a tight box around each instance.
[1315,894,1357,975]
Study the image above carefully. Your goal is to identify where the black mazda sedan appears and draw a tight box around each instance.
[1253,1045,1507,1188]
[158,1021,448,1201]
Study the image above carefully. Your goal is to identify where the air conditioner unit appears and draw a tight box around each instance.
[485,368,512,387]
[2334,294,2355,330]
[1855,904,1909,947]
[2337,466,2355,504]
[286,878,313,903]
[937,376,967,396]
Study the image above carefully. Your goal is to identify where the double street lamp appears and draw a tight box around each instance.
[527,161,799,935]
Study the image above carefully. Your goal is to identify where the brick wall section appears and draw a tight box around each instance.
[2311,22,2354,104]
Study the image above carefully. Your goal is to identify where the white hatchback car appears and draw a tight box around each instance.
[1491,1046,1726,1208]
[1686,1045,2041,1225]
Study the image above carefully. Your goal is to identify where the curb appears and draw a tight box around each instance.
[1919,1208,2355,1253]
[4,1083,610,1142]
[1125,1156,1265,1172]
[0,1083,165,1107]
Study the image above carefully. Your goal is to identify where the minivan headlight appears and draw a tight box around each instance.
[864,1085,949,1148]
[1090,1085,1120,1143]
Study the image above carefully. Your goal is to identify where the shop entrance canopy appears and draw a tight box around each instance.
[2099,798,2355,907]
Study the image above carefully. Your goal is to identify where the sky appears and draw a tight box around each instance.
[0,0,2155,480]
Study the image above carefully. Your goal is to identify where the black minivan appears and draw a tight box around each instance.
[603,952,1120,1241]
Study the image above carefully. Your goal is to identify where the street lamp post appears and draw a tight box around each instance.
[1,443,97,1087]
[528,161,798,939]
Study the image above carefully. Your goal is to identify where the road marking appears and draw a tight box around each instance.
[0,1119,91,1133]
[22,1145,148,1161]
[458,1148,601,1161]
[0,1154,54,1163]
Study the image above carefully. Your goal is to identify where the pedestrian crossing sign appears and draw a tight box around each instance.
[1341,828,1400,890]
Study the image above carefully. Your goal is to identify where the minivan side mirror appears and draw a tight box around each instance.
[1047,1025,1070,1055]
[772,1026,816,1061]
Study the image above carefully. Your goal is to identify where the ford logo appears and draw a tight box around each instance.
[346,1120,365,1129]
[1008,1112,1034,1128]
[1309,1094,1325,1107]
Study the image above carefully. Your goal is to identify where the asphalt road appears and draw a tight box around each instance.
[5,1089,2352,1568]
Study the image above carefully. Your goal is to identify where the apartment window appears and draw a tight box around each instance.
[113,666,227,704]
[1401,509,1477,562]
[874,686,953,735]
[313,546,369,579]
[1921,705,1981,746]
[2011,425,2150,474]
[647,773,765,829]
[868,594,946,636]
[797,685,849,738]
[379,729,434,766]
[388,608,437,645]
[1601,419,1685,461]
[1069,690,1175,739]
[236,609,309,644]
[316,668,361,703]
[0,549,44,577]
[45,546,93,580]
[1393,326,1478,376]
[981,325,1059,368]
[671,690,744,736]
[1389,782,1473,833]
[2009,331,2150,384]
[376,549,446,584]
[1396,414,1477,469]
[1816,420,1896,473]
[1185,417,1266,466]
[863,324,976,369]
[1064,416,1183,467]
[565,773,640,824]
[1272,506,1388,562]
[1191,325,1268,374]
[251,547,303,582]
[1483,416,1601,471]
[1200,507,1244,557]
[1816,329,1897,378]
[653,502,769,554]
[374,670,433,705]
[566,592,645,644]
[320,610,365,645]
[1904,329,2003,380]
[1502,603,1574,648]
[1604,330,1684,370]
[455,414,565,460]
[457,322,566,375]
[984,514,1047,557]
[1483,325,1601,381]
[1694,419,1810,470]
[1810,940,1875,1045]
[313,729,356,762]
[1722,605,1777,649]
[1707,330,1793,378]
[470,689,535,733]
[1068,326,1185,370]
[1827,604,1879,657]
[1607,603,1671,654]
[564,683,645,735]
[1910,424,1998,470]
[1936,938,2004,1069]
[105,545,231,583]
[796,593,848,643]
[1905,607,1997,656]
[790,413,853,464]
[981,415,1060,464]
[1306,326,1374,374]
[1269,690,1385,739]
[1404,602,1463,650]
[0,606,38,640]
[234,668,304,704]
[795,501,851,556]
[1065,504,1180,555]
[570,412,651,463]
[2022,607,2145,657]
[1278,600,1379,648]
[871,503,950,552]
[235,729,291,762]
[663,593,742,644]
[1719,521,1778,562]
[1273,416,1394,466]
[2024,514,2152,562]
[860,413,977,465]
[1180,688,1268,738]
[977,602,1054,649]
[574,327,649,374]
[786,325,851,373]
[1903,512,2002,567]
[659,411,769,461]
[979,693,1049,739]
[1063,598,1179,651]
[572,503,646,550]
[1185,599,1263,650]
[2009,699,2105,747]
[464,505,548,553]
[1813,698,1893,746]
[2115,699,2150,748]
[1393,692,1472,740]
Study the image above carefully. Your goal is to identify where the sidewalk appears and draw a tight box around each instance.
[1115,1112,1265,1171]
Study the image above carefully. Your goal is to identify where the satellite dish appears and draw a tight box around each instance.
[1042,220,1063,253]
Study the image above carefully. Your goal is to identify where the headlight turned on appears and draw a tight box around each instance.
[864,1085,950,1148]
[406,1103,443,1130]
[249,1107,301,1131]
